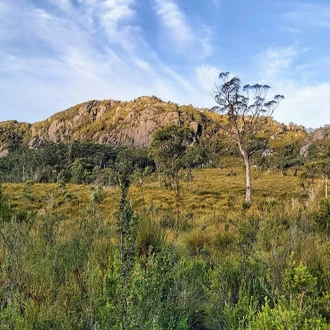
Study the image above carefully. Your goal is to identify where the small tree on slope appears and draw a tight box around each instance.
[212,72,284,202]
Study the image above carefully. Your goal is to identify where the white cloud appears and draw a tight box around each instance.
[0,50,207,122]
[255,46,298,82]
[64,47,104,80]
[196,65,219,92]
[283,2,330,29]
[163,66,197,95]
[27,8,93,58]
[253,46,330,128]
[0,1,202,122]
[199,27,213,58]
[153,0,212,58]
[154,0,193,47]
[132,58,153,72]
[102,0,136,31]
[0,1,24,42]
[32,7,53,22]
[0,0,217,123]
[99,0,142,52]
[275,83,330,128]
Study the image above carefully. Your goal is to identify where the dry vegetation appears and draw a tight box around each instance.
[1,163,330,328]
[1,167,315,245]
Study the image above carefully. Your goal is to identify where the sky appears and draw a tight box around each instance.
[0,0,330,128]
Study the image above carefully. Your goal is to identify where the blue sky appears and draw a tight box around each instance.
[1,0,330,128]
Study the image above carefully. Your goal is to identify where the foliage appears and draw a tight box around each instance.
[0,141,155,186]
[258,141,303,174]
[149,125,195,205]
[246,256,328,329]
[0,121,31,152]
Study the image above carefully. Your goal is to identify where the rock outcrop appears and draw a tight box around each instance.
[1,96,208,151]
[300,126,330,156]
[0,95,309,155]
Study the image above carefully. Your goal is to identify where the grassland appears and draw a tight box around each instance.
[2,166,329,329]
[2,166,315,247]
[3,167,306,216]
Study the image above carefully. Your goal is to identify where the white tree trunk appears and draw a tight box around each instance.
[325,175,328,198]
[238,143,252,202]
[244,154,252,202]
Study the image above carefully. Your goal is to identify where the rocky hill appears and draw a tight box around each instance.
[30,96,203,148]
[0,96,209,153]
[0,96,309,155]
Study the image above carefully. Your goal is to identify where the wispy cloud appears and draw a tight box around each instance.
[99,0,142,51]
[282,2,330,29]
[0,0,214,122]
[199,27,213,58]
[154,0,193,47]
[153,0,212,58]
[253,45,330,128]
[273,82,330,128]
[195,65,219,92]
[0,1,25,43]
[2,0,330,129]
[255,46,299,82]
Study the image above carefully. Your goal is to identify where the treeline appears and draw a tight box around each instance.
[0,138,212,185]
[1,136,330,187]
[259,138,330,192]
[0,141,154,184]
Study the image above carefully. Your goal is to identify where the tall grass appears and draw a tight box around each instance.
[1,168,329,328]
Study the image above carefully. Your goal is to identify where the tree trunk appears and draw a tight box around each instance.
[325,175,328,198]
[244,154,252,202]
[238,144,252,202]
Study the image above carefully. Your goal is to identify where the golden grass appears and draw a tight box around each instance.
[1,167,325,261]
[3,167,307,226]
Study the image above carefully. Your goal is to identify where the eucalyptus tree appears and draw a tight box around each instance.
[149,125,195,220]
[212,72,284,202]
[150,125,195,199]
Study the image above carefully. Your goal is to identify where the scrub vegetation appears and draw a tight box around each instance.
[1,94,330,329]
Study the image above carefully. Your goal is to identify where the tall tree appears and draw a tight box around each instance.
[212,72,284,202]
